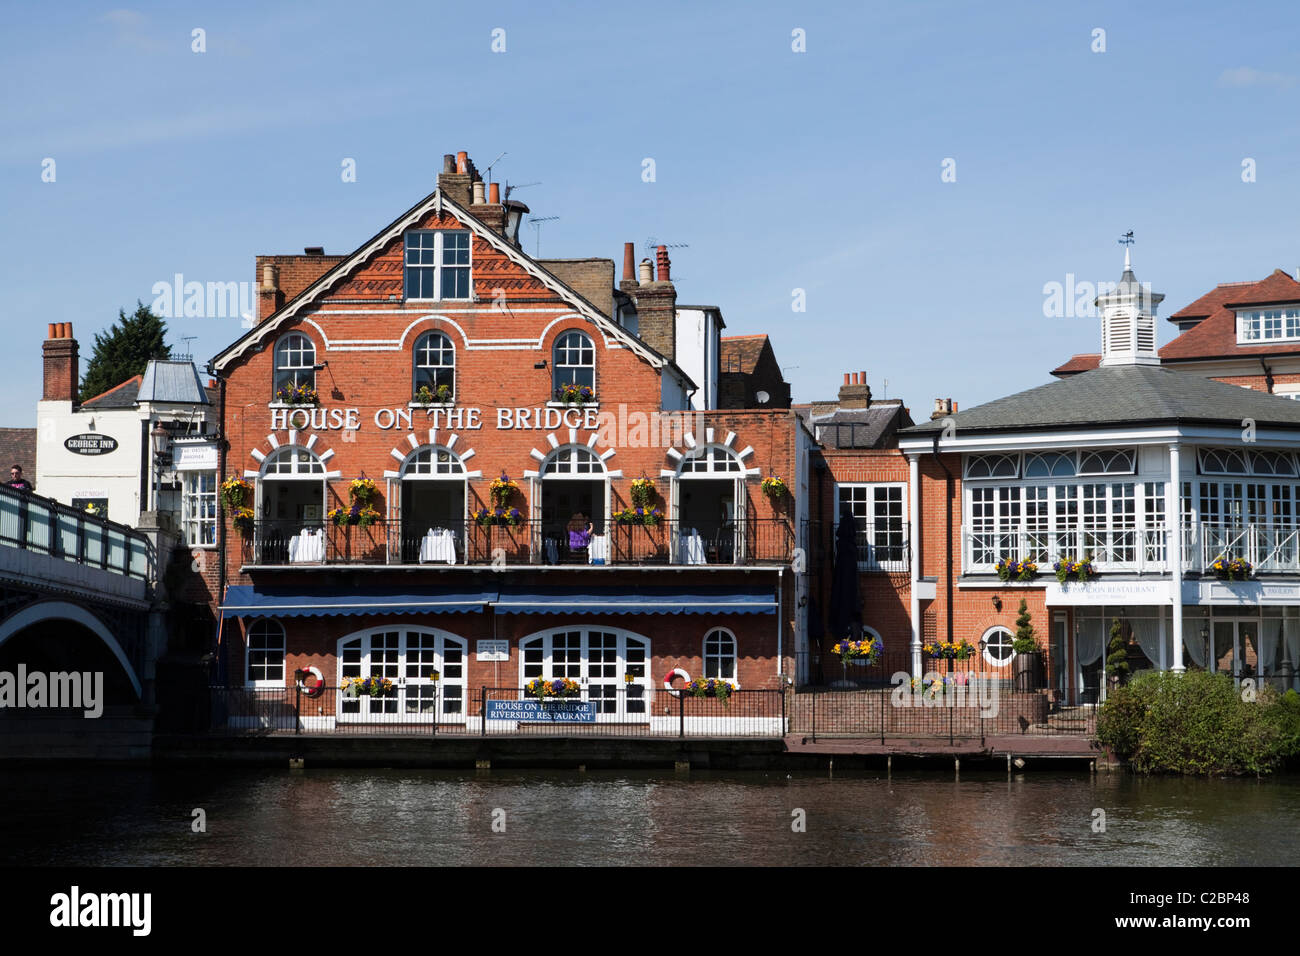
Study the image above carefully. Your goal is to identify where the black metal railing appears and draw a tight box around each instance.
[0,484,150,579]
[802,519,909,572]
[205,685,786,737]
[240,518,796,568]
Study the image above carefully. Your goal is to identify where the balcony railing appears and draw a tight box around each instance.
[963,522,1300,576]
[802,520,909,572]
[240,518,794,569]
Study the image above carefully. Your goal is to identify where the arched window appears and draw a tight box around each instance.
[1024,452,1075,478]
[965,454,1018,480]
[677,444,744,476]
[981,625,1015,667]
[261,446,326,477]
[246,619,286,686]
[541,444,606,477]
[413,331,455,401]
[703,627,738,682]
[553,331,595,397]
[401,445,466,477]
[274,333,316,398]
[1077,448,1135,475]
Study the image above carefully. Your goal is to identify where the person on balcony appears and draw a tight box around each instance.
[567,512,593,560]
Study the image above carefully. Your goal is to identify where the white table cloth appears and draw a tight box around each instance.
[420,528,456,565]
[588,534,608,565]
[288,528,324,563]
[679,530,707,565]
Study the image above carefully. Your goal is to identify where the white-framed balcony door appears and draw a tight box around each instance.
[337,627,468,724]
[519,627,650,721]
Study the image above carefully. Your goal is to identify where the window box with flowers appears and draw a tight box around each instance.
[411,384,454,406]
[342,676,395,699]
[995,557,1039,582]
[526,676,581,701]
[554,382,595,406]
[272,384,319,406]
[1210,555,1252,581]
[685,677,737,703]
[924,640,974,661]
[1054,557,1097,584]
[613,506,661,526]
[472,506,523,528]
[832,636,883,666]
[329,504,381,528]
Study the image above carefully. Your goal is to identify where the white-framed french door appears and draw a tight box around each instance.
[337,627,467,722]
[519,626,650,719]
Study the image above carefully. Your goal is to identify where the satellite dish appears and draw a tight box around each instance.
[755,390,770,404]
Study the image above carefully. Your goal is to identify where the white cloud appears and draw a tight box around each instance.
[1218,67,1298,90]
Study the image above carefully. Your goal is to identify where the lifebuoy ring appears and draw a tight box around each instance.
[295,666,325,698]
[663,667,691,696]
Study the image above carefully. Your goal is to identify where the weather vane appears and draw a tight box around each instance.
[1118,231,1134,248]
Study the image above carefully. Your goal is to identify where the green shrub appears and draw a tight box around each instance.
[1096,671,1299,775]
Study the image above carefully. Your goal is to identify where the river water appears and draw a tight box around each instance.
[3,768,1297,866]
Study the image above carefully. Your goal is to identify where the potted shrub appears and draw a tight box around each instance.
[1105,616,1129,696]
[1011,599,1041,692]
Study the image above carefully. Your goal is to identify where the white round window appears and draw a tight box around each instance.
[981,626,1015,667]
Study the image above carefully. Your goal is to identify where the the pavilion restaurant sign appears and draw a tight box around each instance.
[270,405,602,433]
[63,433,119,456]
[1045,580,1173,606]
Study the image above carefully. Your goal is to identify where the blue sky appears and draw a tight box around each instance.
[3,1,1300,425]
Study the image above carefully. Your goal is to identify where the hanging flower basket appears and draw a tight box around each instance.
[220,477,253,512]
[761,476,788,499]
[489,472,519,508]
[629,478,657,509]
[348,478,378,506]
[232,507,255,536]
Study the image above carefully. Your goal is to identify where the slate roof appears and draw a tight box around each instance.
[798,403,913,448]
[901,363,1300,435]
[81,375,142,409]
[0,428,36,474]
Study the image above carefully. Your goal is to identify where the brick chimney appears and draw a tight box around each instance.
[619,242,638,293]
[469,175,506,236]
[930,398,954,420]
[837,370,871,409]
[633,246,676,361]
[258,261,283,322]
[436,150,477,207]
[43,322,79,404]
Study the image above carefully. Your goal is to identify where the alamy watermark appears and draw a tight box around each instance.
[0,665,103,718]
[889,670,1000,718]
[151,273,255,320]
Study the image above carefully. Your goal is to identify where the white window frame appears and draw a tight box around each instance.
[245,618,286,687]
[702,626,739,684]
[413,330,456,398]
[404,230,472,302]
[981,625,1015,668]
[336,627,468,723]
[836,482,907,571]
[273,332,316,397]
[1237,306,1300,345]
[552,330,596,397]
[182,469,218,548]
[518,626,650,720]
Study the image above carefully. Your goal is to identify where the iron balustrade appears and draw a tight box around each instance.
[240,517,795,568]
[802,520,909,572]
[0,483,150,579]
[204,684,787,737]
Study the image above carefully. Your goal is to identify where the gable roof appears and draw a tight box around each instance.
[798,402,913,448]
[211,188,677,378]
[901,363,1300,436]
[1160,270,1300,362]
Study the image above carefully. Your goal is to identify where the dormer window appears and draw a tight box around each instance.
[404,230,471,300]
[1238,307,1300,344]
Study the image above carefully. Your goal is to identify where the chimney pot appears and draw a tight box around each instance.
[622,243,636,283]
[61,323,70,338]
[456,151,468,174]
[303,246,324,256]
[472,180,486,204]
[261,263,278,291]
[488,182,500,204]
[843,372,850,386]
[656,245,671,282]
[47,323,56,340]
[638,259,654,285]
[443,154,456,173]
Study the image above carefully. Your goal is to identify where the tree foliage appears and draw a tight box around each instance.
[79,302,170,403]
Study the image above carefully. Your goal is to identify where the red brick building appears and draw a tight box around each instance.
[208,152,807,726]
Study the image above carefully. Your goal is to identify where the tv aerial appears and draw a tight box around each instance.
[482,152,507,188]
[527,216,560,256]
